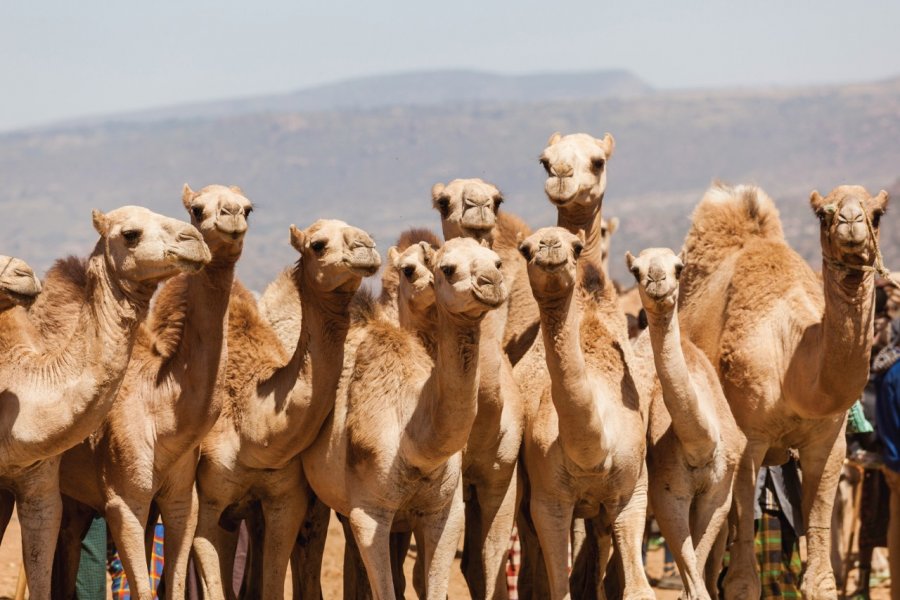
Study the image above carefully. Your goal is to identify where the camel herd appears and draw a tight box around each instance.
[0,131,888,600]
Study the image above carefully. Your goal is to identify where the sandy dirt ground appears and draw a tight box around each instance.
[0,507,891,598]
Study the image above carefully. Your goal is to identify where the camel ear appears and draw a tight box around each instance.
[387,246,400,268]
[479,238,491,249]
[678,248,688,267]
[606,217,619,235]
[625,251,638,278]
[674,251,685,279]
[91,209,109,236]
[418,241,436,268]
[431,182,446,201]
[547,132,562,146]
[229,185,244,195]
[874,189,890,211]
[182,184,196,210]
[289,224,306,252]
[601,133,615,159]
[809,190,825,212]
[518,240,533,262]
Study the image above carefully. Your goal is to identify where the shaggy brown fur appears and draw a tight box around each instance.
[26,255,90,341]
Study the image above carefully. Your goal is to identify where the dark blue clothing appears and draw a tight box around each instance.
[877,360,900,473]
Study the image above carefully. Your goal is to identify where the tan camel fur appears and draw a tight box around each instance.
[599,216,618,278]
[302,237,508,600]
[432,178,535,366]
[517,227,652,600]
[54,184,251,599]
[0,207,209,600]
[432,181,526,598]
[0,257,41,311]
[626,247,742,599]
[192,219,379,599]
[677,183,887,599]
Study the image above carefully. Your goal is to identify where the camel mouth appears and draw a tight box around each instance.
[345,262,380,278]
[472,286,508,308]
[461,226,494,240]
[173,257,208,273]
[2,289,39,305]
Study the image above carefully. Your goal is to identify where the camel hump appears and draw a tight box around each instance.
[350,286,382,325]
[395,227,442,252]
[693,182,783,243]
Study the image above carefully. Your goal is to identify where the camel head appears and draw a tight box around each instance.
[625,247,684,314]
[388,241,437,315]
[0,256,41,311]
[518,227,584,299]
[600,216,619,270]
[289,219,381,293]
[433,238,507,319]
[810,185,889,268]
[92,206,211,287]
[182,184,252,259]
[431,178,503,243]
[540,132,614,208]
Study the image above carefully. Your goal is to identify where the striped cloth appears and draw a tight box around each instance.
[109,523,165,598]
[506,526,521,599]
[755,510,802,599]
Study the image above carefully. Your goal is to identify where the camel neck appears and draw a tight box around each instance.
[537,290,610,470]
[557,197,604,267]
[411,304,482,470]
[810,262,875,414]
[475,306,505,412]
[644,306,719,466]
[398,297,437,359]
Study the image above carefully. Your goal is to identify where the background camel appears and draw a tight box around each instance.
[626,247,742,599]
[0,207,209,600]
[677,183,888,599]
[432,178,535,365]
[518,227,653,600]
[0,257,41,312]
[192,220,379,599]
[432,179,525,599]
[54,184,251,599]
[302,237,508,600]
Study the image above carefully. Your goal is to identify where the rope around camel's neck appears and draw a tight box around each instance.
[821,198,898,288]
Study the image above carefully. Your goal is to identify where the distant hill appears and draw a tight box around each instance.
[48,69,652,129]
[1,72,899,291]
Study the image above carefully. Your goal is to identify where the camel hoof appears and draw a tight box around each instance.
[800,570,839,600]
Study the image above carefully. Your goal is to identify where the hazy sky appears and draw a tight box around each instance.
[3,1,900,131]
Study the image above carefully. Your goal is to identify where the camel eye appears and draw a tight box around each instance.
[122,230,142,245]
[437,197,450,218]
[591,157,606,171]
[244,206,253,218]
[573,242,584,258]
[630,265,640,279]
[495,260,502,270]
[539,158,552,176]
[191,206,204,220]
[519,244,533,261]
[440,265,456,278]
[402,265,415,279]
[873,210,883,228]
[674,263,684,278]
[493,195,503,211]
[310,240,327,253]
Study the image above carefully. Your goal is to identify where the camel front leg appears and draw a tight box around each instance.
[530,492,574,600]
[649,479,704,599]
[348,506,396,600]
[798,421,845,600]
[105,493,154,600]
[51,495,96,599]
[419,483,466,600]
[691,470,735,600]
[0,489,13,541]
[722,439,768,600]
[157,461,200,600]
[192,494,240,600]
[291,494,330,599]
[609,472,654,600]
[16,460,63,600]
[466,462,518,599]
[259,485,308,600]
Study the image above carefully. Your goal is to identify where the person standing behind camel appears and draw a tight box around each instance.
[874,312,900,600]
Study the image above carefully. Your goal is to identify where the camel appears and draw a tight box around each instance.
[302,237,508,600]
[432,178,535,365]
[625,247,742,599]
[0,206,209,600]
[431,179,525,598]
[598,216,618,278]
[677,183,888,599]
[192,219,380,599]
[0,257,41,311]
[517,227,652,600]
[54,184,251,599]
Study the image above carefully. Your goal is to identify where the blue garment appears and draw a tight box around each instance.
[876,360,900,473]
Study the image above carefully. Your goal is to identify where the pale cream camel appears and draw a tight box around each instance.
[517,227,652,600]
[677,183,888,599]
[433,180,526,598]
[599,216,618,278]
[0,207,209,600]
[513,131,620,599]
[54,184,251,599]
[302,237,508,600]
[432,178,535,365]
[626,247,742,599]
[0,257,41,311]
[192,219,380,600]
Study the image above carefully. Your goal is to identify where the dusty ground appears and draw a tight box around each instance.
[0,508,891,598]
